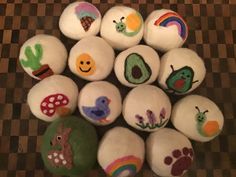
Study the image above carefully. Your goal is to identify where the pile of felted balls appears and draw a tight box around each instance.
[19,2,224,177]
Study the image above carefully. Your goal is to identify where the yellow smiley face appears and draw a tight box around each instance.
[76,53,96,76]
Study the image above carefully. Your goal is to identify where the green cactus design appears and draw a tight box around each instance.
[20,44,43,71]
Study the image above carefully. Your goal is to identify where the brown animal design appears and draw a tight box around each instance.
[47,124,73,169]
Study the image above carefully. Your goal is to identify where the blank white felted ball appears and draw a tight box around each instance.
[98,127,145,177]
[100,6,144,50]
[171,95,224,142]
[144,9,188,52]
[19,34,67,80]
[68,36,115,81]
[114,45,160,87]
[59,1,101,40]
[123,85,171,132]
[158,48,206,95]
[78,81,122,126]
[27,75,78,122]
[146,128,194,177]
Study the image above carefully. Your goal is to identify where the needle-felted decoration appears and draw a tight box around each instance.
[41,116,98,176]
[171,95,224,142]
[123,85,171,132]
[27,75,78,122]
[146,128,194,177]
[158,48,206,95]
[144,9,188,52]
[59,1,101,40]
[101,6,144,50]
[98,127,145,177]
[68,36,115,81]
[19,34,67,80]
[114,45,160,87]
[79,81,122,126]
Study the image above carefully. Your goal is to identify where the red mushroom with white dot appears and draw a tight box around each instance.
[40,94,70,117]
[27,75,79,122]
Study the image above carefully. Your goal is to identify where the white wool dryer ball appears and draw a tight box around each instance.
[144,9,188,52]
[19,34,67,80]
[114,45,160,87]
[158,48,206,95]
[146,128,194,177]
[68,36,115,81]
[123,85,171,132]
[27,75,78,122]
[98,127,145,177]
[100,6,144,50]
[59,1,101,40]
[171,95,224,142]
[78,81,122,126]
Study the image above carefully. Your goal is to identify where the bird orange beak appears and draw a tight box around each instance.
[108,99,111,104]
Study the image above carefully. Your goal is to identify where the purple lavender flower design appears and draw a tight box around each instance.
[135,109,169,130]
[135,114,144,124]
[146,110,156,126]
[160,108,166,120]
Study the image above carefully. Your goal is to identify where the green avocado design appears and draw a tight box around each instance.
[166,65,199,94]
[41,116,98,177]
[124,53,151,84]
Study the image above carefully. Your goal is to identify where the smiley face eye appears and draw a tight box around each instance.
[186,75,190,78]
[57,136,62,141]
[86,61,90,65]
[181,72,185,75]
[80,61,84,65]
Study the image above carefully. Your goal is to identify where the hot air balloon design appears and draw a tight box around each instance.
[75,2,100,32]
[113,12,143,37]
[154,12,188,42]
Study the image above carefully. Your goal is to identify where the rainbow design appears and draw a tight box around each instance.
[154,12,188,41]
[105,155,142,177]
[75,2,100,20]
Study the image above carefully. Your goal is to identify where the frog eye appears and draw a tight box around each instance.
[57,136,62,141]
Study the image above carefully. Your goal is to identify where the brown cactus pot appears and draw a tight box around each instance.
[32,64,54,80]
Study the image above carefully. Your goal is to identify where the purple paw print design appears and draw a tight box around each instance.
[164,147,194,176]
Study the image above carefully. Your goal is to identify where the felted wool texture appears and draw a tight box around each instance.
[171,95,224,142]
[100,6,144,50]
[68,36,115,81]
[146,128,194,177]
[19,34,67,80]
[123,85,171,132]
[59,1,101,40]
[27,75,78,122]
[41,116,98,176]
[98,127,145,177]
[144,9,188,52]
[78,81,122,126]
[114,45,160,87]
[158,48,206,95]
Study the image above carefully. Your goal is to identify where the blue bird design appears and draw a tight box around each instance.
[82,96,111,123]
